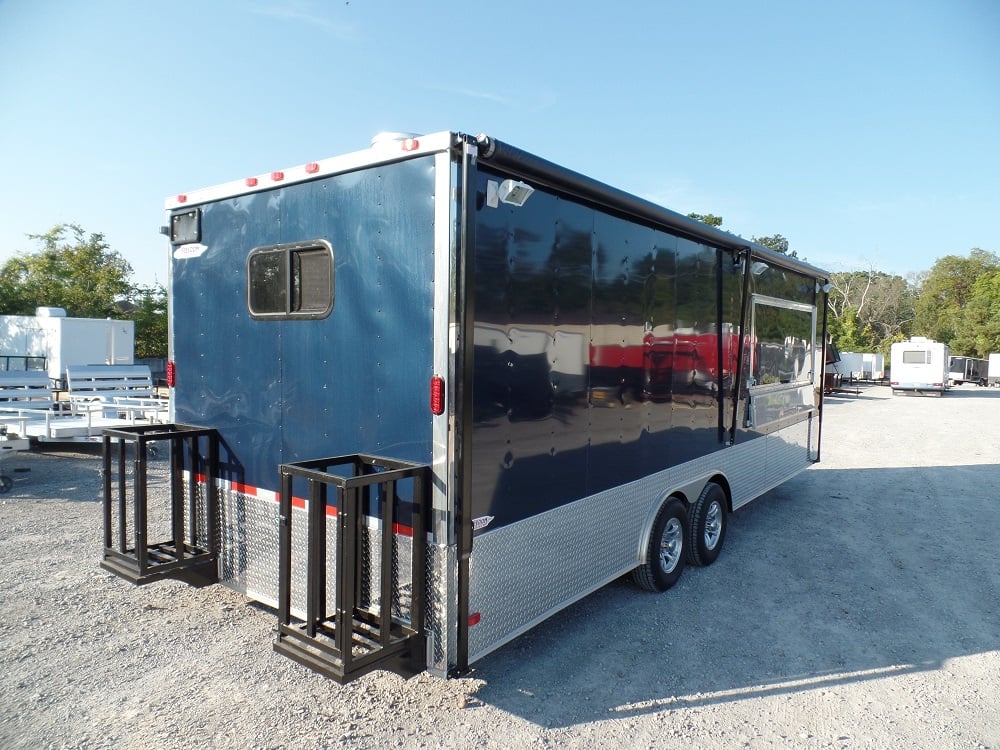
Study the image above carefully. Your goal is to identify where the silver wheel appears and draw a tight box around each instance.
[659,517,684,574]
[687,482,728,567]
[703,500,723,551]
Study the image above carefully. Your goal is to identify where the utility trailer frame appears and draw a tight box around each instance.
[102,131,830,683]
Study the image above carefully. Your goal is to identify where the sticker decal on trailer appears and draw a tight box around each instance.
[174,243,207,259]
[473,515,495,531]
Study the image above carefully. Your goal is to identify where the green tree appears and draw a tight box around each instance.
[914,249,999,348]
[686,213,724,228]
[952,267,1000,357]
[129,284,167,359]
[0,224,132,317]
[752,233,798,259]
[827,268,915,354]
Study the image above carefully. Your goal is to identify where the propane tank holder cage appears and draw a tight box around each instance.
[100,424,221,587]
[274,453,430,684]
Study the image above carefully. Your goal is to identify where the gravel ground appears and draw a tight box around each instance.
[0,384,997,749]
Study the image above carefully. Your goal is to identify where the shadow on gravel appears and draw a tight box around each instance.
[824,384,1000,404]
[471,463,1000,728]
[932,387,1000,399]
[1,444,106,502]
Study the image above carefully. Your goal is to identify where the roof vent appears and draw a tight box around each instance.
[35,307,67,318]
[370,131,421,148]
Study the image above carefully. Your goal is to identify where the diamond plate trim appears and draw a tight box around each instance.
[467,414,816,663]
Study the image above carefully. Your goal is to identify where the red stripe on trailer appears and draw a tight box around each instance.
[232,481,258,497]
[193,475,413,535]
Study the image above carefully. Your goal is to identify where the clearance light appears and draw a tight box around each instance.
[305,162,320,174]
[166,361,176,388]
[468,612,482,627]
[401,138,420,151]
[430,375,445,415]
[245,177,258,187]
[271,171,285,182]
[176,194,188,204]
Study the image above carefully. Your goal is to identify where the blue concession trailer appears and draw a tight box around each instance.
[101,131,830,683]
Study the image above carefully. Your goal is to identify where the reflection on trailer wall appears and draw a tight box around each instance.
[471,173,773,530]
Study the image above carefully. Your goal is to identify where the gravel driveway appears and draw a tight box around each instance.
[1,384,997,749]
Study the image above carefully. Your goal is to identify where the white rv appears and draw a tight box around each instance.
[890,337,950,396]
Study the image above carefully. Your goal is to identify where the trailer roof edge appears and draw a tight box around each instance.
[473,134,829,282]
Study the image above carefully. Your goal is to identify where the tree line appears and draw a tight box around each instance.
[2,222,998,363]
[815,249,998,359]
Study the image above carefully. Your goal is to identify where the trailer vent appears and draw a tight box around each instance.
[370,131,421,148]
[170,209,200,245]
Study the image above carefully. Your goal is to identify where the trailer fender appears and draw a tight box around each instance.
[674,472,733,515]
[636,492,687,570]
[632,496,688,592]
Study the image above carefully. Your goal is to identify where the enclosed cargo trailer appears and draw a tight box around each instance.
[101,131,830,684]
[988,353,1000,387]
[948,356,988,386]
[0,308,134,386]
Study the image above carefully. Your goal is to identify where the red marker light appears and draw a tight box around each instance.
[245,177,258,187]
[401,138,419,152]
[305,162,320,174]
[166,361,176,388]
[430,375,445,415]
[468,612,482,627]
[271,171,285,181]
[176,194,188,204]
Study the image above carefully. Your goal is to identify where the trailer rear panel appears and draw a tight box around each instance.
[170,156,438,607]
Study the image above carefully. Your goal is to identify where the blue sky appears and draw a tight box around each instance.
[1,0,997,288]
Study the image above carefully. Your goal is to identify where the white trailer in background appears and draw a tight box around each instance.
[863,353,885,381]
[989,354,1000,387]
[836,352,864,381]
[890,337,950,396]
[0,307,134,386]
[835,352,884,382]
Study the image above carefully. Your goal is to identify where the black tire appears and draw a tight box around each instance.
[0,475,12,494]
[686,482,728,566]
[632,498,687,592]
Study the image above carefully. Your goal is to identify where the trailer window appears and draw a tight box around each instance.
[247,241,334,320]
[901,350,930,364]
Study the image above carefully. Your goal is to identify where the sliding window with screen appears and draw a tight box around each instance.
[247,240,334,320]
